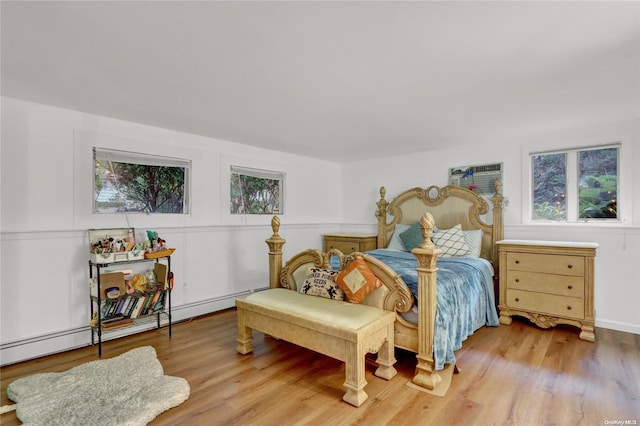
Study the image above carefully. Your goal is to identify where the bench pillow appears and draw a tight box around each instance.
[300,267,345,300]
[335,255,382,303]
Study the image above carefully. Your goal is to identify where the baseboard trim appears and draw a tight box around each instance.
[0,290,263,366]
[5,289,633,366]
[595,319,640,335]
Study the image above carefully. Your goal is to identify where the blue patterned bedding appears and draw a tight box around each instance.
[366,249,499,370]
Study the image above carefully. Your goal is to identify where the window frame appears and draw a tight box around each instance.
[93,147,191,215]
[523,137,631,226]
[229,165,285,215]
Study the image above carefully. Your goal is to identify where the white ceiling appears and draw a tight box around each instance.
[2,1,639,162]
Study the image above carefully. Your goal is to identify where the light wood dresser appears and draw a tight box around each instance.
[497,239,598,342]
[323,233,377,254]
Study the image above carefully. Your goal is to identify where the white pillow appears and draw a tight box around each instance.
[432,224,471,257]
[386,224,410,251]
[463,229,483,258]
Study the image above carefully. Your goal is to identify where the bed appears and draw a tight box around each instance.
[265,181,505,393]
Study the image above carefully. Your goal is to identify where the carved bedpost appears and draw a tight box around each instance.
[490,179,505,268]
[265,216,286,289]
[376,186,389,248]
[410,212,442,390]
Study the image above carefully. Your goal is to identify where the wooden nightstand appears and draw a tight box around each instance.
[323,233,377,254]
[497,239,598,342]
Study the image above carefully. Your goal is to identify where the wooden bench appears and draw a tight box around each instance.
[236,288,397,407]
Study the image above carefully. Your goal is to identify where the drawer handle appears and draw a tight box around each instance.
[567,306,572,310]
[515,278,520,283]
[515,260,520,264]
[568,285,573,290]
[515,298,520,302]
[567,264,573,269]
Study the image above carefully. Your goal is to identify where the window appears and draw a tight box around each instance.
[532,152,567,220]
[94,148,190,214]
[531,144,619,221]
[230,166,284,215]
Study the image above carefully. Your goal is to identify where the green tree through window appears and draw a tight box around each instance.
[94,148,190,214]
[532,152,567,220]
[531,145,618,221]
[230,166,284,214]
[578,148,617,218]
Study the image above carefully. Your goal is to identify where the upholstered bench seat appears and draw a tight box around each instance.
[236,288,397,407]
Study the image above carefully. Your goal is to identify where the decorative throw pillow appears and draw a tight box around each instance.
[399,221,423,251]
[432,224,471,257]
[386,224,410,251]
[335,255,382,303]
[463,229,483,257]
[300,267,345,300]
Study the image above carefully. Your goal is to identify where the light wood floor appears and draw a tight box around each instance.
[2,309,639,426]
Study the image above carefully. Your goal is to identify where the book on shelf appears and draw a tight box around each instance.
[132,295,147,319]
[104,300,117,318]
[110,300,120,317]
[119,295,132,316]
[101,300,112,318]
[138,295,149,318]
[152,291,166,313]
[101,317,134,330]
[114,298,126,316]
[124,296,137,317]
[101,315,125,325]
[125,295,135,315]
[149,291,162,312]
[128,296,140,319]
[141,293,155,316]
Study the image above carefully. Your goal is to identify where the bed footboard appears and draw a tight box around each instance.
[265,213,443,392]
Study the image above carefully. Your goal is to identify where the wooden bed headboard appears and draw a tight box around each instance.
[375,180,504,265]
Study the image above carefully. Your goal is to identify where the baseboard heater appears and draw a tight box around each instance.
[0,289,261,366]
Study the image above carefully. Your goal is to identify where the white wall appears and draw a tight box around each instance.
[0,97,343,364]
[341,119,640,335]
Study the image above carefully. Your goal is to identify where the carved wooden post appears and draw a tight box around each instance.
[490,179,504,268]
[581,249,596,342]
[376,186,389,249]
[411,212,442,390]
[265,216,286,289]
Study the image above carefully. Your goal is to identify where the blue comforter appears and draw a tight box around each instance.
[366,249,499,370]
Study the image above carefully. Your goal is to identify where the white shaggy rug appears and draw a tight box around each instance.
[3,346,189,426]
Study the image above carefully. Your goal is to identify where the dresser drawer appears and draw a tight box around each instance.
[326,240,361,254]
[323,234,377,254]
[506,252,584,276]
[506,271,585,297]
[506,289,585,320]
